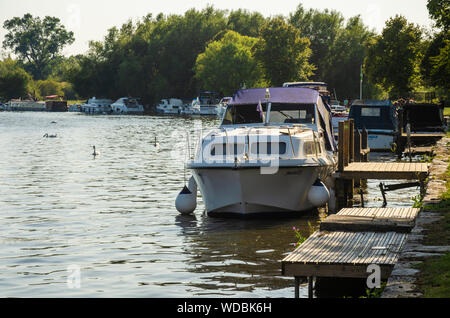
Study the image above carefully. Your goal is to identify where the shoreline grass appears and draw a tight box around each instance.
[414,134,450,297]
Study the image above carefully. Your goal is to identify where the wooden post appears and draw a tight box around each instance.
[361,127,368,162]
[354,128,361,162]
[338,121,344,172]
[294,277,300,298]
[308,277,313,299]
[343,121,350,167]
[349,119,354,163]
[335,178,347,211]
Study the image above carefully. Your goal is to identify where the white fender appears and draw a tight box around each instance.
[175,177,198,215]
[308,179,330,207]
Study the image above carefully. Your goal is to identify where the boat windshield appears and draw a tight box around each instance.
[221,103,315,125]
[268,103,315,124]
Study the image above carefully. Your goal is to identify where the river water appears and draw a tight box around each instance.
[0,112,421,298]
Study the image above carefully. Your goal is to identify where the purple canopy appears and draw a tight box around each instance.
[228,87,320,105]
[228,87,337,152]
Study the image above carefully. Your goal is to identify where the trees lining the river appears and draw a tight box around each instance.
[1,1,448,105]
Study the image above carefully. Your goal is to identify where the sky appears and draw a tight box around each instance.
[0,0,435,56]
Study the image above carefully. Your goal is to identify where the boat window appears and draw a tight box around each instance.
[304,141,317,156]
[361,107,381,117]
[222,105,266,125]
[269,104,315,124]
[250,142,287,155]
[210,143,245,156]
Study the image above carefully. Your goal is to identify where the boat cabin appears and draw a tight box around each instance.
[220,87,336,152]
[398,102,446,133]
[349,100,397,132]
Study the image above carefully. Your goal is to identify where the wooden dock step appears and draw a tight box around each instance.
[320,208,420,233]
[282,231,408,279]
[403,146,434,155]
[334,162,429,180]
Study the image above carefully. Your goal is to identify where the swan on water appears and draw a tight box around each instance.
[92,145,100,156]
[43,133,57,138]
[154,136,160,147]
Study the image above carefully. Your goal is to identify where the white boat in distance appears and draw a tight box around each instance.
[187,87,337,217]
[156,98,183,114]
[192,91,222,115]
[80,97,113,114]
[111,97,144,114]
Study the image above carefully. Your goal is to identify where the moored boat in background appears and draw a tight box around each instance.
[349,100,397,151]
[110,97,144,114]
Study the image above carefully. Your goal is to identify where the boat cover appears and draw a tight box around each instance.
[229,87,337,152]
[349,100,396,131]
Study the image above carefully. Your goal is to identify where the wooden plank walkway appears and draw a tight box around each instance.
[320,207,420,233]
[281,206,421,297]
[403,146,434,156]
[282,231,408,279]
[333,162,429,180]
[401,132,445,138]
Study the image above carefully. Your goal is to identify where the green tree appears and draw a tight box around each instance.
[253,17,315,86]
[36,78,64,98]
[427,0,450,30]
[420,1,450,97]
[0,57,32,99]
[227,9,266,37]
[327,16,377,99]
[364,15,423,98]
[421,32,450,90]
[194,30,266,96]
[3,14,75,80]
[289,4,344,82]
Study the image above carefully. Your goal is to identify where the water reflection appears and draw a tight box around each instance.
[175,212,321,297]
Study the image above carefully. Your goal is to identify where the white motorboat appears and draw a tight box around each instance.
[192,91,222,116]
[331,105,349,137]
[156,98,184,114]
[110,97,144,114]
[216,97,231,118]
[80,97,113,114]
[183,87,337,217]
[6,99,46,111]
[68,103,81,112]
[349,100,397,151]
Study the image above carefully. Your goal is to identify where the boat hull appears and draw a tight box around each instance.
[191,165,331,216]
[367,130,396,151]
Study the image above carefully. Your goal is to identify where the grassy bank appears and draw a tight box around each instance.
[414,132,450,298]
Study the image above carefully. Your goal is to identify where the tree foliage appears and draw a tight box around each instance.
[253,17,315,86]
[427,0,450,31]
[227,9,266,37]
[364,15,423,98]
[2,14,75,80]
[289,5,344,82]
[0,58,32,100]
[194,30,265,96]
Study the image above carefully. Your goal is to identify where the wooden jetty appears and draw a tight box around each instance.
[320,207,420,233]
[282,208,420,298]
[332,119,430,211]
[281,119,431,298]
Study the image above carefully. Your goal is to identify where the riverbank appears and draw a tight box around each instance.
[382,132,450,298]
